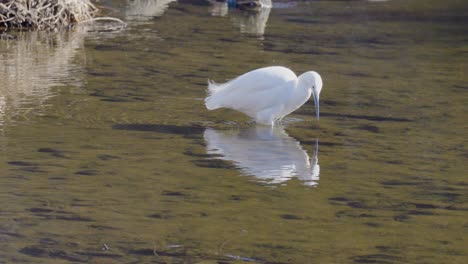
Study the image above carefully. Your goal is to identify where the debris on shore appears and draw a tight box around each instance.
[0,0,124,31]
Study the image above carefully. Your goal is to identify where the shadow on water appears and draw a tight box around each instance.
[321,112,412,122]
[203,125,320,186]
[112,123,205,135]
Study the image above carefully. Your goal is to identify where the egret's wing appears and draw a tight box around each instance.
[209,66,296,95]
[229,79,297,115]
[206,67,297,113]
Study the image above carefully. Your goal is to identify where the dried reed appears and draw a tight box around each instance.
[0,0,124,31]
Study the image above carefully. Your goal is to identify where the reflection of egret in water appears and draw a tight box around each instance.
[204,126,320,186]
[209,0,272,35]
[209,0,229,17]
[0,30,86,126]
[231,6,271,35]
[125,0,177,20]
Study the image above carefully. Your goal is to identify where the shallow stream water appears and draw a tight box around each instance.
[0,0,467,263]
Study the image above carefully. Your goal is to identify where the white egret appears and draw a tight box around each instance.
[205,66,323,125]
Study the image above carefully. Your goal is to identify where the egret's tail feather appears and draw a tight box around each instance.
[206,79,221,110]
[205,79,234,110]
[207,79,219,95]
[207,79,232,95]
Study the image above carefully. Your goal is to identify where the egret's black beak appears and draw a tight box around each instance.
[313,93,320,120]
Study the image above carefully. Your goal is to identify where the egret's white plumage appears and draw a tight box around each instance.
[205,66,322,125]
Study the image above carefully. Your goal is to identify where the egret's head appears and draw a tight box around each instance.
[310,71,323,98]
[302,71,323,120]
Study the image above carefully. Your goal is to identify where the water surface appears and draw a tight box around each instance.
[0,0,467,263]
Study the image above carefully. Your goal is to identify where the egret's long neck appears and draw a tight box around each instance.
[295,75,313,101]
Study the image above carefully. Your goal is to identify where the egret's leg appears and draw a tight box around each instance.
[255,109,276,126]
[246,120,256,126]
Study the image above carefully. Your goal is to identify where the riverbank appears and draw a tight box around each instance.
[0,0,98,31]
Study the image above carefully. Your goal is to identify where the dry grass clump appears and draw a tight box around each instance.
[0,0,100,31]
